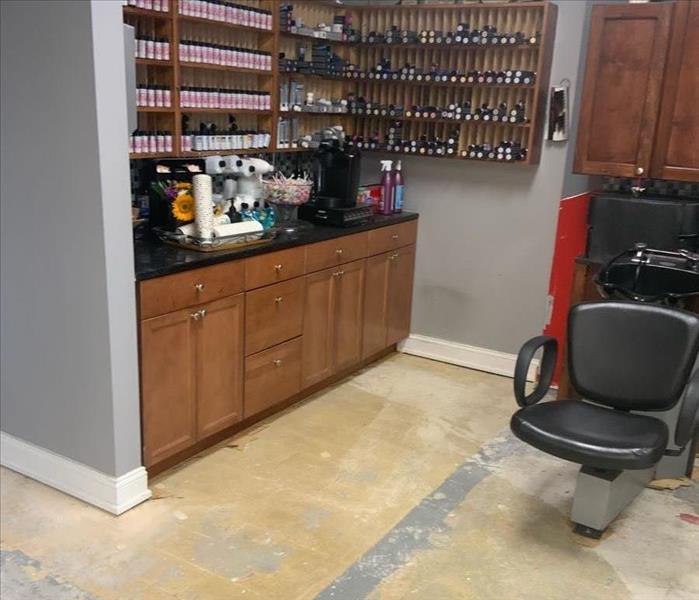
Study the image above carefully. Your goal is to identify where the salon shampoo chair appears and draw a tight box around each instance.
[511,301,699,538]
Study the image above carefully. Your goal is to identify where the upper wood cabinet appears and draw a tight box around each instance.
[651,0,699,181]
[574,3,674,178]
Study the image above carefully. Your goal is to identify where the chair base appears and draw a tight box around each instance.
[571,465,654,534]
[654,434,697,479]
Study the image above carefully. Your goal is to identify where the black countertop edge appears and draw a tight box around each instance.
[134,212,419,281]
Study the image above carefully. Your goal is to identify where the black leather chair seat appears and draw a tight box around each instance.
[511,400,669,471]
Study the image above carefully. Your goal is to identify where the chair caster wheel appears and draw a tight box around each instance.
[573,523,604,539]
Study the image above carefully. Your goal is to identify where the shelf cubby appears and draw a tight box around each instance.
[124,0,556,164]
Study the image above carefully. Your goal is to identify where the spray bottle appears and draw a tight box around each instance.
[393,161,404,213]
[379,160,394,215]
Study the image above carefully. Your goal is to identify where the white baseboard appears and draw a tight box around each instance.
[0,431,151,515]
[398,334,539,381]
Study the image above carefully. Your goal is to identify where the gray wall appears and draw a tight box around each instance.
[0,1,141,477]
[361,0,594,355]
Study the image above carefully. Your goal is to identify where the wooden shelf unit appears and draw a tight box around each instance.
[125,0,556,164]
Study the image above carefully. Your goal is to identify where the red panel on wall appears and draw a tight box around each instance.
[544,192,592,384]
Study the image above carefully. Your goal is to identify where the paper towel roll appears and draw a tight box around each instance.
[193,174,214,240]
[213,220,263,238]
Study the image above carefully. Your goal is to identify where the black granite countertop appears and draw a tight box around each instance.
[134,212,419,280]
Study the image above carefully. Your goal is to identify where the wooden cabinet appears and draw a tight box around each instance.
[245,278,304,355]
[139,260,244,320]
[301,259,365,388]
[651,0,699,182]
[245,337,302,418]
[574,3,674,178]
[139,219,418,472]
[196,295,244,439]
[305,232,368,273]
[140,293,244,467]
[362,245,416,358]
[333,260,365,371]
[386,246,416,346]
[302,268,335,388]
[245,246,305,290]
[362,252,391,359]
[141,308,197,467]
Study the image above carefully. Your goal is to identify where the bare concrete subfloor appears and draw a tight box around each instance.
[1,353,698,600]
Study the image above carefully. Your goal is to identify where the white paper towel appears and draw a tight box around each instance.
[193,174,214,240]
[213,220,263,238]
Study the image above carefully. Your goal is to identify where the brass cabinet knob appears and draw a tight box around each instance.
[190,309,206,320]
[195,283,205,292]
[333,270,345,277]
[274,264,284,272]
[635,166,644,175]
[388,253,399,260]
[392,234,399,240]
[275,296,284,304]
[335,248,343,255]
[273,359,283,367]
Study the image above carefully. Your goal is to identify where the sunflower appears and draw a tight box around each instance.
[171,193,194,221]
[176,182,192,190]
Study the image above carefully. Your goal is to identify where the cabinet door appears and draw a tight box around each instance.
[333,259,365,371]
[245,337,302,418]
[573,3,673,177]
[362,252,391,359]
[386,245,416,346]
[302,268,335,388]
[245,278,304,356]
[140,309,196,467]
[651,1,699,182]
[196,294,244,439]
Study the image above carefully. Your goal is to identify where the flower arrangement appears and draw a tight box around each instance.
[151,180,195,223]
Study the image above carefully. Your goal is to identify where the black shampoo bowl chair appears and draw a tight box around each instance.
[511,301,699,538]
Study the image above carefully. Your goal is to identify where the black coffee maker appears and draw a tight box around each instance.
[311,139,361,208]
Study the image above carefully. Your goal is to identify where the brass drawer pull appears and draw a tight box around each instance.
[392,234,399,240]
[335,248,344,255]
[273,359,283,367]
[274,264,284,272]
[388,253,399,260]
[190,309,206,320]
[194,283,205,292]
[333,270,345,277]
[274,296,284,304]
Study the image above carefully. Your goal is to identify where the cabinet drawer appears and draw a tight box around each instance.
[367,220,418,256]
[245,278,304,355]
[305,232,368,273]
[245,337,302,418]
[139,261,245,320]
[245,247,305,290]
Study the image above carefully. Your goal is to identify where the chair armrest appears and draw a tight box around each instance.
[675,369,699,448]
[514,336,558,408]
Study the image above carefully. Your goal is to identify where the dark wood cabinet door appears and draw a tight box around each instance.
[362,252,391,359]
[651,0,699,182]
[574,3,673,177]
[301,267,336,388]
[333,259,365,371]
[386,245,416,346]
[140,308,196,467]
[196,294,244,439]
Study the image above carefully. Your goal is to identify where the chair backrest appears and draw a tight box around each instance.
[568,301,699,411]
